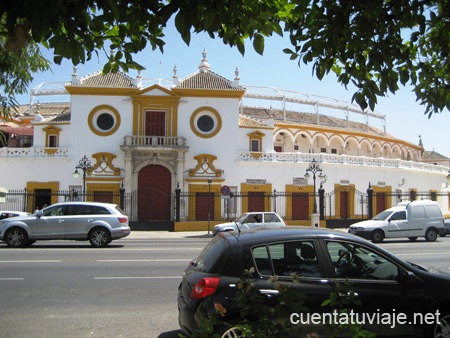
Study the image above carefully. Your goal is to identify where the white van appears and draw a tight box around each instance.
[348,200,445,243]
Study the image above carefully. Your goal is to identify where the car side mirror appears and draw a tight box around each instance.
[36,210,43,217]
[399,269,420,285]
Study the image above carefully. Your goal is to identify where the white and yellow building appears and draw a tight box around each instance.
[0,52,449,230]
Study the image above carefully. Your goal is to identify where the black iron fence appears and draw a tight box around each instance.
[3,188,448,223]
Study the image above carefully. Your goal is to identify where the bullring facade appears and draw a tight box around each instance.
[0,51,448,230]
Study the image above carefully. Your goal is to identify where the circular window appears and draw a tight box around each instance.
[190,107,222,138]
[197,115,214,132]
[88,105,121,136]
[97,113,115,131]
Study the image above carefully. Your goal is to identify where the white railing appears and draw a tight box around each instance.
[122,135,187,147]
[238,152,448,174]
[0,147,70,157]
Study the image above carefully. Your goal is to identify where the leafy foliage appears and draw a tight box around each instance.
[183,268,374,338]
[0,16,50,117]
[1,0,449,116]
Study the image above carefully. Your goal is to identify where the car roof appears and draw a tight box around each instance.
[0,210,29,213]
[220,226,369,245]
[241,211,278,215]
[46,202,117,207]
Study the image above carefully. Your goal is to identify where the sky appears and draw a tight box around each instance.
[15,24,450,157]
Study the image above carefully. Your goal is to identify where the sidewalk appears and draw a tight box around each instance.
[128,230,213,239]
[127,228,348,239]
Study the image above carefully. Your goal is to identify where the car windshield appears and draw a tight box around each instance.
[372,210,394,220]
[236,214,253,223]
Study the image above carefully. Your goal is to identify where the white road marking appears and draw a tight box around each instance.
[94,276,181,280]
[0,278,24,281]
[395,252,450,256]
[0,260,61,263]
[97,259,189,262]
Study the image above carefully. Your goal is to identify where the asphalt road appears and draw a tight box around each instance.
[0,231,449,338]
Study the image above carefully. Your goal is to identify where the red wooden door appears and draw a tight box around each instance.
[138,165,171,221]
[376,193,386,214]
[195,193,214,221]
[145,111,165,136]
[292,193,309,219]
[248,192,265,212]
[340,191,349,219]
[93,191,113,203]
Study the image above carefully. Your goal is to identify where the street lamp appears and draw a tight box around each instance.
[207,178,212,234]
[304,158,322,214]
[73,155,94,201]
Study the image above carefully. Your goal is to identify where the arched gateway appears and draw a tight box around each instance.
[138,165,171,221]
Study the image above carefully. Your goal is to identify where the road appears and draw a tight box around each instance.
[0,231,449,338]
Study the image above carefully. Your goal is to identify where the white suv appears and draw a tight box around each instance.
[212,211,287,236]
[0,202,130,248]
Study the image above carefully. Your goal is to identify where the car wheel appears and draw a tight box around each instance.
[427,311,450,337]
[408,237,418,241]
[5,227,29,248]
[425,228,438,242]
[88,227,111,248]
[371,230,384,243]
[220,327,242,338]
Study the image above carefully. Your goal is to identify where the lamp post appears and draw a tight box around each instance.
[304,158,323,214]
[207,178,212,234]
[72,155,93,201]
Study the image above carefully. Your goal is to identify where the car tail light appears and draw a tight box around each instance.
[118,217,128,223]
[190,277,220,299]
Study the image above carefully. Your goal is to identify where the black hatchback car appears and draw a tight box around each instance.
[178,227,450,337]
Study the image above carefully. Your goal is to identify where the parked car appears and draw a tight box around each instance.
[0,211,31,220]
[0,202,130,248]
[212,212,287,236]
[442,219,450,237]
[348,200,446,243]
[178,227,450,337]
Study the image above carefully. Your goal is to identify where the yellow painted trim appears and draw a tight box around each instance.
[174,221,222,231]
[408,188,418,201]
[26,181,60,213]
[276,122,422,151]
[250,152,263,159]
[131,84,179,98]
[240,125,274,130]
[130,85,181,137]
[188,154,223,177]
[190,106,222,138]
[65,86,137,96]
[44,148,58,155]
[185,178,226,183]
[42,125,61,148]
[334,184,356,219]
[285,185,313,220]
[85,182,122,204]
[187,184,221,221]
[87,105,121,136]
[172,88,245,99]
[240,183,273,213]
[248,131,264,152]
[371,185,393,211]
[91,152,121,176]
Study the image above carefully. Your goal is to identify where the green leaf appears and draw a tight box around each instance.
[253,34,265,55]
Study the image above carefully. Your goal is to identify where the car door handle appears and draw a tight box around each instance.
[339,291,359,297]
[260,289,280,295]
[59,219,64,223]
[87,219,94,222]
